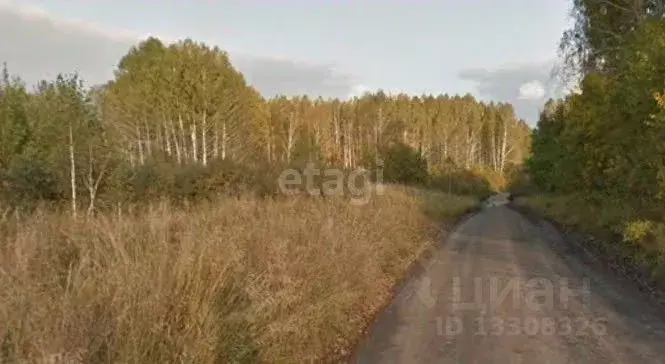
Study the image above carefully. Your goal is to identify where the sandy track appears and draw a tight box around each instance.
[351,198,665,363]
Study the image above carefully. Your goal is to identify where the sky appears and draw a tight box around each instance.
[0,0,574,124]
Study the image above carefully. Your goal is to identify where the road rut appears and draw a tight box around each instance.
[351,201,665,363]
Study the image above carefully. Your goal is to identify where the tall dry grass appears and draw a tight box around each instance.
[0,186,475,363]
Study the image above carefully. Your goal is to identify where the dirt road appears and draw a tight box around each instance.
[351,196,665,363]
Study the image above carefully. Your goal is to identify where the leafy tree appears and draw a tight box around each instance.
[529,1,665,213]
[381,142,428,185]
[0,36,534,210]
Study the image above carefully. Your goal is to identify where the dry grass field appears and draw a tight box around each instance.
[0,186,476,363]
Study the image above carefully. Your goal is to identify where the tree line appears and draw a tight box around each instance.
[527,0,665,215]
[0,37,531,214]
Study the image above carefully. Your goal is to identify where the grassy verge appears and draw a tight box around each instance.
[513,194,665,293]
[0,186,476,363]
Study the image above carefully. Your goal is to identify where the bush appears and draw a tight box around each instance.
[0,155,63,209]
[427,169,492,197]
[380,142,428,185]
[505,163,534,196]
[100,159,284,206]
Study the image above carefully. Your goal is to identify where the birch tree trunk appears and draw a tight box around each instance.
[465,129,473,169]
[69,124,77,218]
[164,122,172,157]
[190,117,198,163]
[145,119,152,158]
[202,112,208,166]
[287,111,297,163]
[213,123,219,159]
[171,119,182,164]
[221,121,227,160]
[333,109,340,163]
[136,124,144,165]
[178,112,187,161]
[85,144,109,216]
[500,118,509,172]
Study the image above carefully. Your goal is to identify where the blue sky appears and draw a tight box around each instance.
[0,0,573,124]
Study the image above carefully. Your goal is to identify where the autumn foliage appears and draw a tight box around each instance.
[522,1,665,286]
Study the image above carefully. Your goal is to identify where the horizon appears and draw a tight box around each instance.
[0,0,577,125]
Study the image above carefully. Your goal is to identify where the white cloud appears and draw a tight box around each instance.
[232,55,357,99]
[517,80,546,100]
[0,0,143,42]
[0,0,358,98]
[0,0,136,85]
[344,85,412,100]
[458,62,567,124]
[346,84,370,99]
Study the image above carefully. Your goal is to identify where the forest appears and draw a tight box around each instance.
[521,0,665,288]
[0,37,532,215]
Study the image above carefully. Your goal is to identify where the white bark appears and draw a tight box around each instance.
[375,105,383,154]
[221,121,227,160]
[164,123,172,157]
[500,119,508,172]
[213,124,219,159]
[171,119,182,164]
[202,112,208,166]
[465,128,473,169]
[178,112,187,160]
[68,124,77,218]
[333,108,340,162]
[136,124,144,165]
[287,111,297,163]
[145,120,152,158]
[190,117,198,163]
[84,144,109,216]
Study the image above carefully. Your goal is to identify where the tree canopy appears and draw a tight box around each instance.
[529,0,665,214]
[0,37,532,212]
